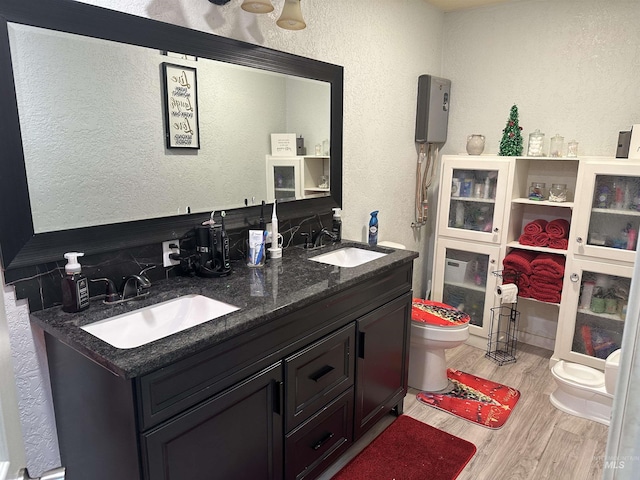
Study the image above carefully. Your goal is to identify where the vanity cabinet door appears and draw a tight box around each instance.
[354,293,411,440]
[141,362,283,480]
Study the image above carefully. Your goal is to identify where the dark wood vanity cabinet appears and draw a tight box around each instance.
[354,293,412,440]
[43,261,414,480]
[141,362,283,480]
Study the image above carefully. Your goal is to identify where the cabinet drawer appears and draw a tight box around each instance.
[285,387,353,480]
[285,323,355,431]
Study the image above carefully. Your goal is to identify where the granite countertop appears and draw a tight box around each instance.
[30,241,418,379]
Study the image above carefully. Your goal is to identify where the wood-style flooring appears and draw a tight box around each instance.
[321,342,610,480]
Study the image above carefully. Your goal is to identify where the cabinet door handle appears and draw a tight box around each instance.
[493,227,499,233]
[358,331,366,359]
[312,432,335,450]
[570,273,580,283]
[272,380,283,415]
[309,365,335,382]
[576,236,583,244]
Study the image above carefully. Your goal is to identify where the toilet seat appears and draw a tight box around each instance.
[552,361,605,388]
[411,299,470,327]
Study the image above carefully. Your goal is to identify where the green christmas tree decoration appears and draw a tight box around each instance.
[498,104,524,156]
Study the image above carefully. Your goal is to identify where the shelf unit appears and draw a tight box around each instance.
[266,155,330,202]
[433,155,640,362]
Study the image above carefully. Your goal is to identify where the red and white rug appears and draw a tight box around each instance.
[417,369,521,429]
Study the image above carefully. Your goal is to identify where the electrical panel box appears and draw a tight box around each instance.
[415,75,451,144]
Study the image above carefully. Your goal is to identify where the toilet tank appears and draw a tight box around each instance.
[605,349,621,394]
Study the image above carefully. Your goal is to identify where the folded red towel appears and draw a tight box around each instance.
[531,291,562,303]
[534,233,550,247]
[503,271,531,297]
[529,275,563,292]
[518,234,536,246]
[546,218,570,239]
[524,219,548,235]
[548,238,568,250]
[518,284,532,298]
[531,253,565,279]
[502,250,539,276]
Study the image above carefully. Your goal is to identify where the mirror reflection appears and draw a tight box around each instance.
[9,23,331,234]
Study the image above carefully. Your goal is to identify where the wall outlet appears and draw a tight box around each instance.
[162,240,180,267]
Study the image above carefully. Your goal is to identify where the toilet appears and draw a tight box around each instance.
[550,349,621,426]
[408,299,470,392]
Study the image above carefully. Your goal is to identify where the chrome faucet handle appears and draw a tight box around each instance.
[311,228,338,248]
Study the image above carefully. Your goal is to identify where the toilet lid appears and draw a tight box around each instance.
[412,299,470,327]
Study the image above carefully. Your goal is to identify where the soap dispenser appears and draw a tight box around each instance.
[61,252,90,313]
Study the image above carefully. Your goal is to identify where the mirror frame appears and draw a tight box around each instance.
[0,0,343,270]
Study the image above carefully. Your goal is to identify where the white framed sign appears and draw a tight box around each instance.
[270,133,297,156]
[162,62,200,149]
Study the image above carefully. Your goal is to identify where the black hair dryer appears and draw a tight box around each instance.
[194,213,231,277]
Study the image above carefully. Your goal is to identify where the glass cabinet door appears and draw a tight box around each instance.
[437,158,510,244]
[555,258,632,368]
[572,163,640,264]
[266,157,302,202]
[432,238,500,338]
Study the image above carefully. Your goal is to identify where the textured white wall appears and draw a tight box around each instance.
[441,0,640,157]
[2,287,60,477]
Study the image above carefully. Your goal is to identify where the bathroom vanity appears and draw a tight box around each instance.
[30,242,417,480]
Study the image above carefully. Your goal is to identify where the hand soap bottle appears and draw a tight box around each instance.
[61,252,90,313]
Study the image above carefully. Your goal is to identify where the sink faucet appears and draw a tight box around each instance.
[92,265,155,304]
[311,228,338,248]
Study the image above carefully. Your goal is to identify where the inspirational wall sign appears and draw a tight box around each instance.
[162,62,200,149]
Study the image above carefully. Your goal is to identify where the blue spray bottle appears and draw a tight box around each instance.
[368,211,379,246]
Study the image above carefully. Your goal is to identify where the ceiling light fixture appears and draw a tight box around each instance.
[240,0,274,14]
[276,0,306,31]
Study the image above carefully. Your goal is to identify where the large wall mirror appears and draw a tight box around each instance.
[0,0,343,270]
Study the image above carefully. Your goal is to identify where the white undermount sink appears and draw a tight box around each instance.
[309,247,387,268]
[81,294,239,349]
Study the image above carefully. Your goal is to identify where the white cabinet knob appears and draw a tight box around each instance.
[576,237,583,244]
[493,227,499,233]
[570,273,580,282]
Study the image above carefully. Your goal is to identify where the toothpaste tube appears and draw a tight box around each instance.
[248,230,266,266]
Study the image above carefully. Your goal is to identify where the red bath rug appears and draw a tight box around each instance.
[333,415,476,480]
[417,369,520,429]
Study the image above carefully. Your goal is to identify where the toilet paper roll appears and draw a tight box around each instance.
[496,283,518,303]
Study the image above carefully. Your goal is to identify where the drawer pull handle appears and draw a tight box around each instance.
[309,365,335,382]
[313,432,335,450]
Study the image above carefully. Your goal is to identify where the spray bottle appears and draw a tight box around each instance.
[368,211,379,246]
[61,252,90,313]
[332,208,342,242]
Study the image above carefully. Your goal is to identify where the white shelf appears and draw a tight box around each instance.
[519,296,561,307]
[305,187,330,192]
[443,280,486,293]
[591,207,640,217]
[512,198,574,208]
[450,197,495,204]
[577,308,625,322]
[506,241,568,256]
